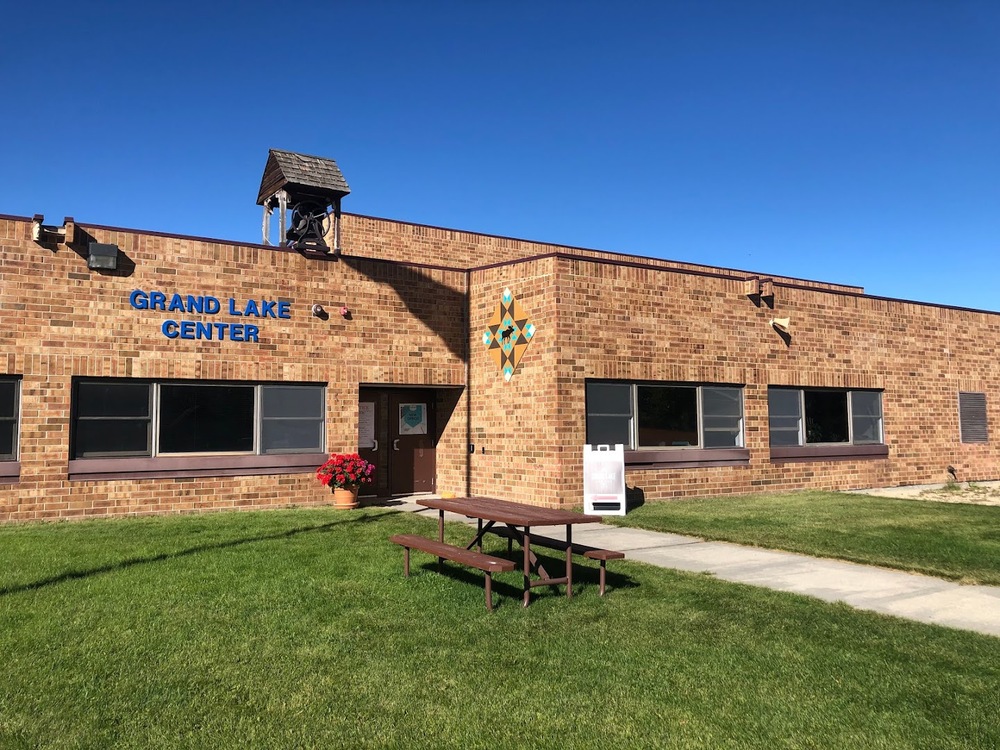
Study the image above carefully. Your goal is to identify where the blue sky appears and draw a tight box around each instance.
[4,1,999,311]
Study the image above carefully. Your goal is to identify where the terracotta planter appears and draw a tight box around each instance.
[332,486,360,509]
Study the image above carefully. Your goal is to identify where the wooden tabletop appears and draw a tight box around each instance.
[417,496,602,526]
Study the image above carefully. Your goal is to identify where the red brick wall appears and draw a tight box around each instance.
[343,213,864,293]
[467,258,564,506]
[3,209,999,520]
[543,256,999,505]
[0,217,468,521]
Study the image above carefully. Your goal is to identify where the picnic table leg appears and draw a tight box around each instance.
[522,526,531,607]
[485,572,494,612]
[565,525,573,599]
[465,520,497,552]
[435,510,445,572]
[403,546,410,577]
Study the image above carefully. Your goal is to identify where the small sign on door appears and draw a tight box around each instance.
[399,403,427,435]
[359,401,376,449]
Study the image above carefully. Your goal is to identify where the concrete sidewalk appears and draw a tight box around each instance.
[401,501,1000,638]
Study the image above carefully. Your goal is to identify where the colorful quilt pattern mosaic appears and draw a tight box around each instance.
[482,287,536,381]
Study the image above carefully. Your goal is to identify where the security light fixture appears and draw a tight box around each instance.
[87,242,119,271]
[770,317,791,334]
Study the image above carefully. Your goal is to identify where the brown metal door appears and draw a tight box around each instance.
[359,388,436,497]
[358,391,383,497]
[389,390,436,495]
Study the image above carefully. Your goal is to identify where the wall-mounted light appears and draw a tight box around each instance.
[311,304,326,317]
[87,242,119,270]
[340,305,350,318]
[770,317,790,334]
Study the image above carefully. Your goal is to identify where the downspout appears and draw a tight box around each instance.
[464,267,472,497]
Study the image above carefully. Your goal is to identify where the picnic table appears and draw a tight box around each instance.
[412,496,620,606]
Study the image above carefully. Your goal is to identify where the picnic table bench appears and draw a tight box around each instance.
[389,533,515,612]
[391,497,625,610]
[489,526,625,596]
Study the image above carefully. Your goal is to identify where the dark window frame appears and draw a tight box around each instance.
[158,382,256,455]
[260,384,328,455]
[0,376,20,483]
[74,381,154,458]
[70,379,326,475]
[586,380,749,468]
[0,376,21,463]
[767,387,887,462]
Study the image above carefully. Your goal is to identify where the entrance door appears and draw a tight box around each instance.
[359,388,436,496]
[358,396,380,496]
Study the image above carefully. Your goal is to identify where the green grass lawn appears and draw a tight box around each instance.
[1,507,998,749]
[609,491,1000,585]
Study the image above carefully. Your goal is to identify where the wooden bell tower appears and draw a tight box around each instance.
[256,149,351,253]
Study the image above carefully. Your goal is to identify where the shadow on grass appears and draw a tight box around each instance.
[526,549,639,599]
[409,548,637,610]
[0,511,393,598]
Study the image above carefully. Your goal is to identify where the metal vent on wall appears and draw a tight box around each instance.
[958,391,988,444]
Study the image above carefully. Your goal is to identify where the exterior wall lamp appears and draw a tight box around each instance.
[87,242,120,271]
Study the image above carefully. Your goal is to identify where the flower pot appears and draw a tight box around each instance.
[332,486,360,509]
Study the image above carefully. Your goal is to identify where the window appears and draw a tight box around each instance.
[637,386,698,447]
[261,386,326,453]
[702,387,745,448]
[767,389,802,447]
[767,388,883,447]
[958,392,988,444]
[72,380,325,458]
[586,383,633,447]
[851,391,884,445]
[0,377,20,461]
[586,381,744,450]
[159,384,254,454]
[75,381,153,457]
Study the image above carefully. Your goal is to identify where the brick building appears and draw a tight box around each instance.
[1,151,997,521]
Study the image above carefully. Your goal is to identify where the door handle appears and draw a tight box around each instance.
[371,439,378,453]
[392,439,400,451]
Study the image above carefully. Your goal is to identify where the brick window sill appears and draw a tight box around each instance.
[625,448,750,469]
[0,461,20,484]
[769,444,889,463]
[68,453,328,482]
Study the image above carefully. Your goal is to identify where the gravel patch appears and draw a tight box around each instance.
[855,480,1000,506]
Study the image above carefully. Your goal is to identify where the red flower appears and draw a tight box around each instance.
[316,453,376,489]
